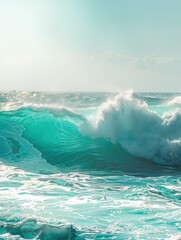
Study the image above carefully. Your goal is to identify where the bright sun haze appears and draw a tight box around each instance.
[0,0,181,91]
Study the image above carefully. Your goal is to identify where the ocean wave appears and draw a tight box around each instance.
[0,103,86,122]
[80,91,181,166]
[1,219,76,239]
[0,91,181,173]
[167,96,181,107]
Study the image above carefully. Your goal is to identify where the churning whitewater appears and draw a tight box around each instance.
[0,91,180,239]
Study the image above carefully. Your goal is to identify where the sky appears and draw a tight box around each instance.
[0,0,181,92]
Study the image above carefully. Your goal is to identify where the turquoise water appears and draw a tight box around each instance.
[0,91,180,239]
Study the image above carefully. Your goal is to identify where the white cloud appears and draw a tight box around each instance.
[0,52,181,92]
[94,52,181,69]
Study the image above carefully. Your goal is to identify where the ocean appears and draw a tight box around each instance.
[0,91,180,239]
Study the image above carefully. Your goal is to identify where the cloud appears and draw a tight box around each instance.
[0,51,181,91]
[94,52,181,70]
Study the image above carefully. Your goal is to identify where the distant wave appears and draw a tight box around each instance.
[167,96,181,107]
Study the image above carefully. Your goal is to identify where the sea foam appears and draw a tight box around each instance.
[81,91,181,165]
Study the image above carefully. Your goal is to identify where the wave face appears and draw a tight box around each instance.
[0,91,181,239]
[0,91,181,168]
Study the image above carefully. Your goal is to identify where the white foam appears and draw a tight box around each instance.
[1,102,85,122]
[80,91,181,165]
[167,233,181,240]
[167,96,181,107]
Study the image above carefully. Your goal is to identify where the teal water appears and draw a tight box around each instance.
[0,91,180,239]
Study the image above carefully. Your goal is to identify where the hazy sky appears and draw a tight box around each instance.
[0,0,181,91]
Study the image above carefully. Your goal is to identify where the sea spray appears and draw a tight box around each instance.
[80,91,181,165]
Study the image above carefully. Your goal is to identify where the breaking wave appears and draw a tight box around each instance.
[167,96,181,107]
[80,91,181,166]
[0,91,181,175]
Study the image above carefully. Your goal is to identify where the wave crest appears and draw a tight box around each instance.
[80,91,181,165]
[167,96,181,107]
